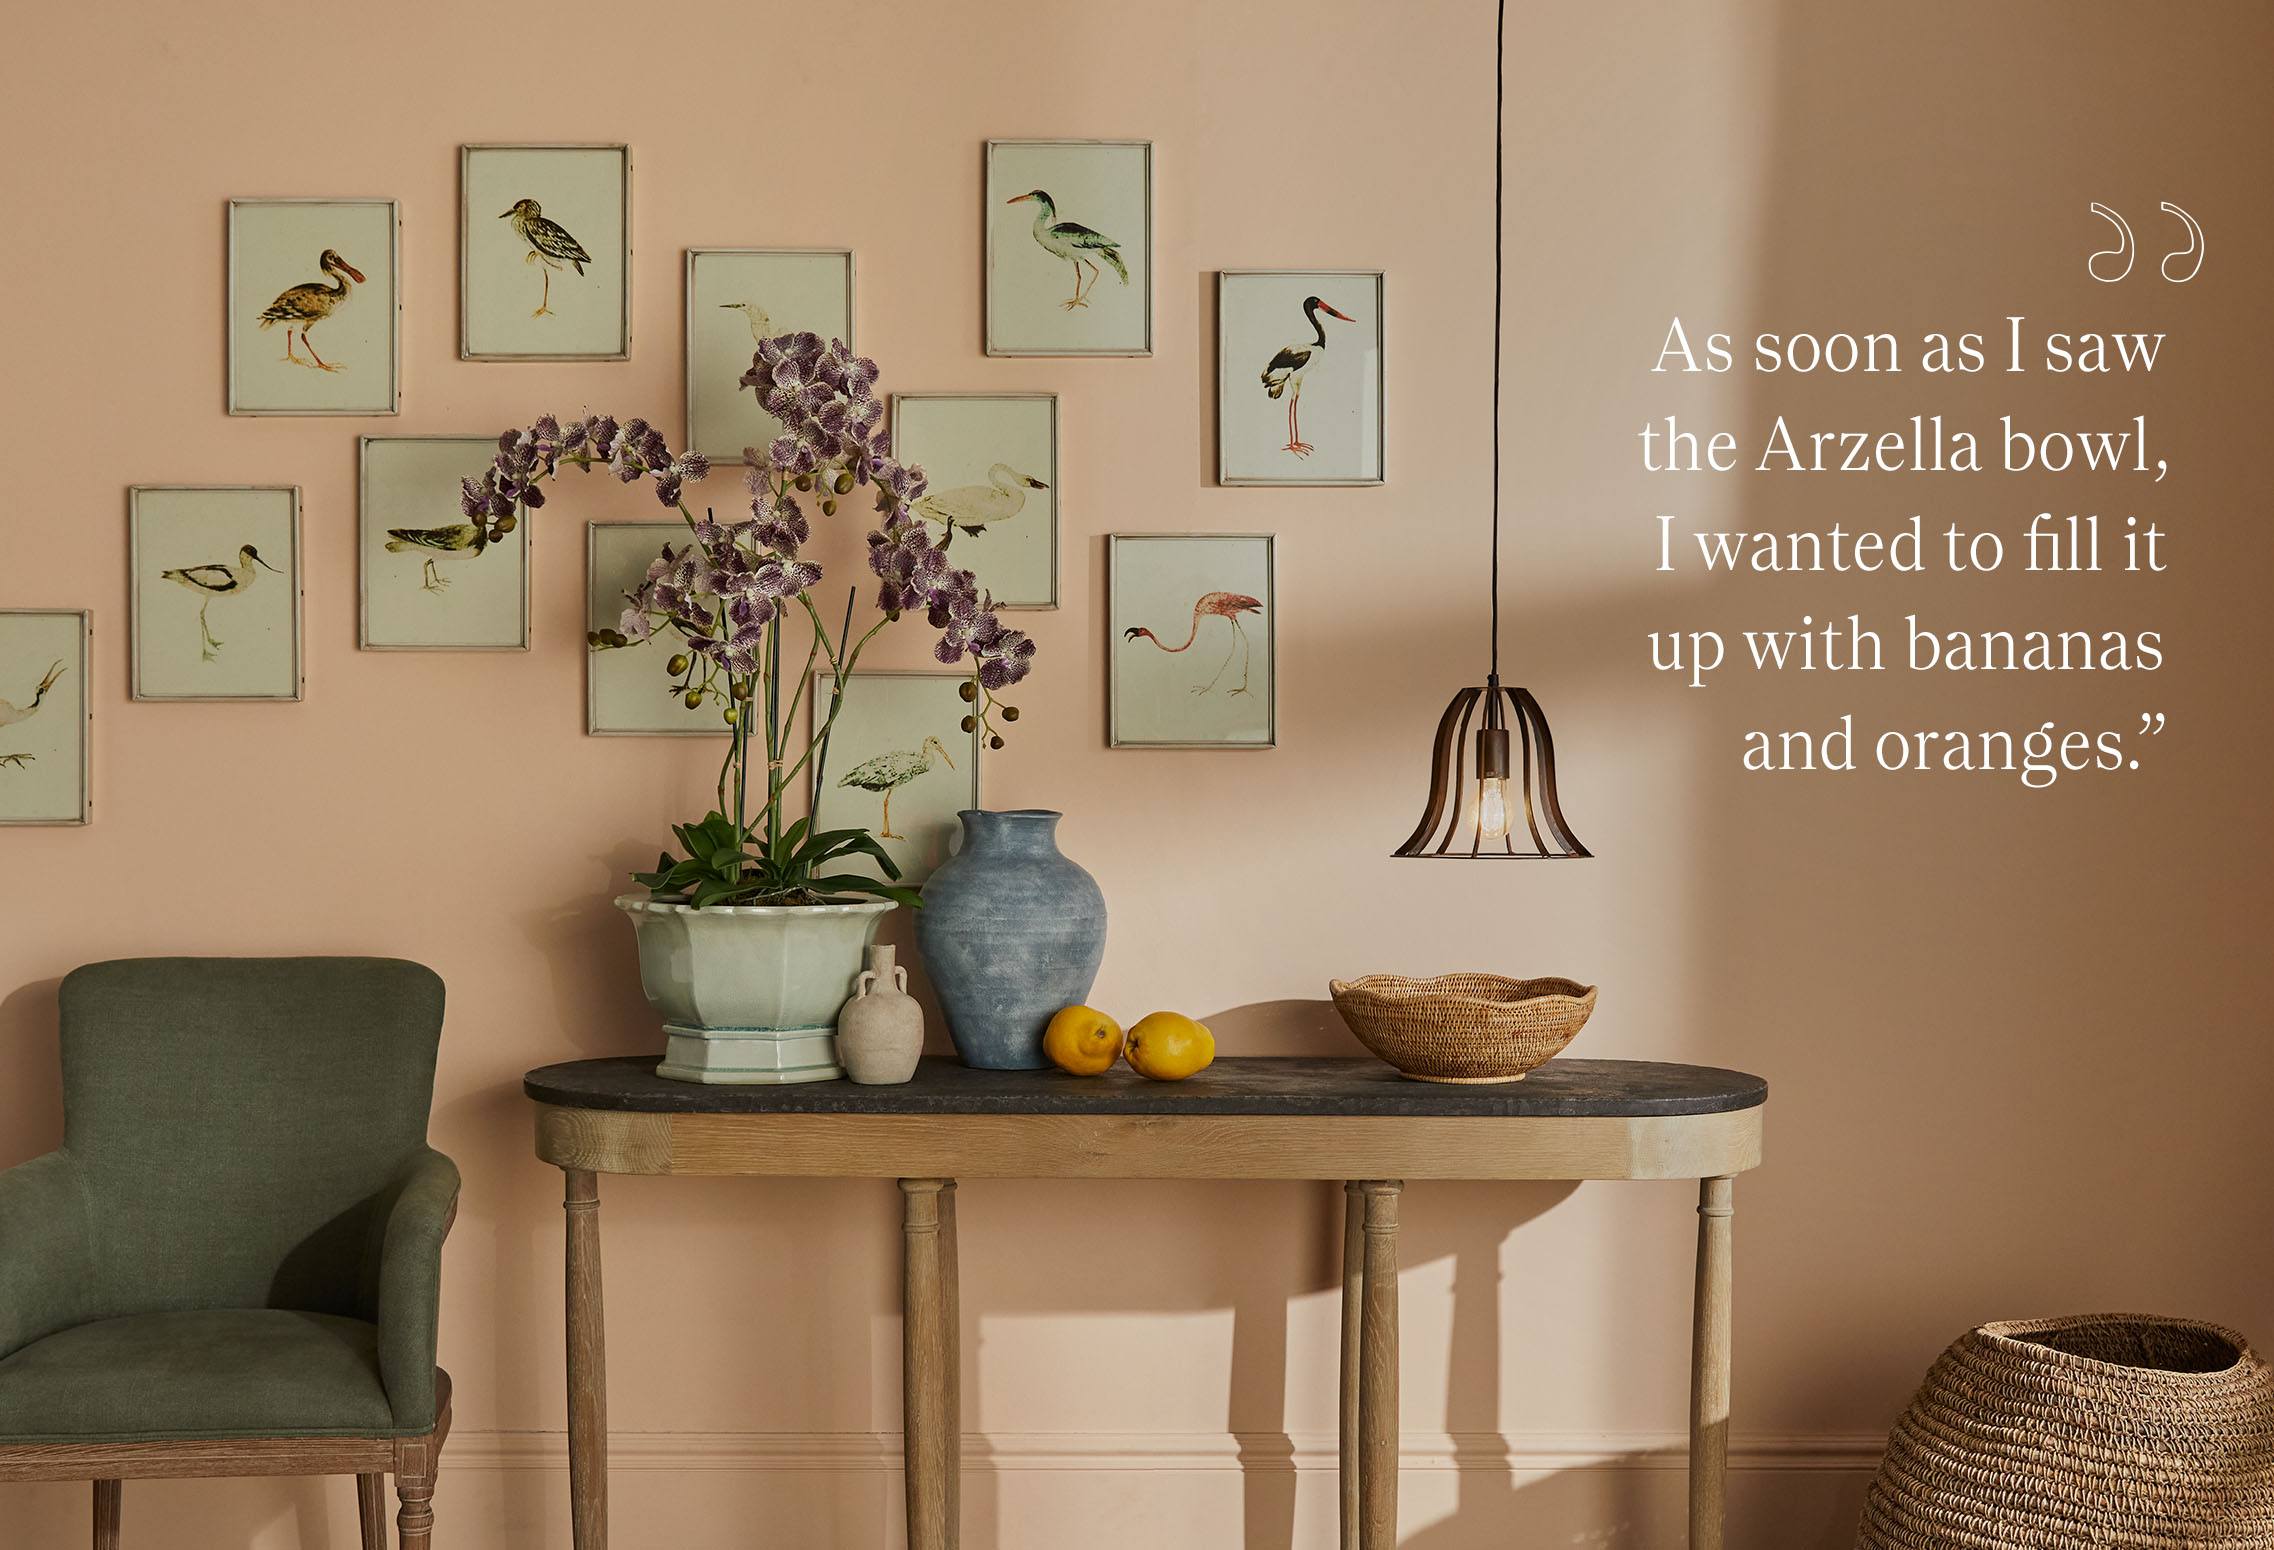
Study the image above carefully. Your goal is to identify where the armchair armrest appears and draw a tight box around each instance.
[0,1151,98,1361]
[365,1147,461,1431]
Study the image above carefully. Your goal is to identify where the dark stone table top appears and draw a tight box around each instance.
[524,1055,1767,1119]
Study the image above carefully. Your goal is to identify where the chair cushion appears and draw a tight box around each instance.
[0,1309,397,1442]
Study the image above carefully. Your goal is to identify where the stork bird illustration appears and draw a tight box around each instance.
[160,544,280,661]
[258,249,366,372]
[1260,296,1357,457]
[500,199,592,317]
[1006,190,1128,311]
[719,301,775,344]
[1122,591,1264,697]
[385,523,490,593]
[838,734,956,841]
[911,464,1049,548]
[0,660,65,770]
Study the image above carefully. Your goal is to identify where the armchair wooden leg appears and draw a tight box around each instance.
[358,1472,390,1549]
[395,1435,436,1550]
[93,1479,121,1550]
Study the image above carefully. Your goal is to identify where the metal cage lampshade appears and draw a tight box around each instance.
[1396,675,1589,859]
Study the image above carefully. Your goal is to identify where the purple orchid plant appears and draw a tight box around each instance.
[464,332,1034,907]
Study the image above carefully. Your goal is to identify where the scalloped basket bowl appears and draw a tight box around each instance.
[1328,973,1598,1084]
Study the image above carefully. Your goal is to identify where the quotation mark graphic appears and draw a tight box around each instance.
[2089,203,2204,283]
[2139,712,2166,737]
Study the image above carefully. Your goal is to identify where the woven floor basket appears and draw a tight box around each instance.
[1327,973,1595,1083]
[1858,1313,2274,1549]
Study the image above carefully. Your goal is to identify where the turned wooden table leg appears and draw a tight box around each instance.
[356,1472,388,1549]
[1358,1180,1403,1550]
[902,1178,959,1550]
[1339,1182,1364,1550]
[565,1166,609,1550]
[93,1479,120,1550]
[1690,1176,1735,1550]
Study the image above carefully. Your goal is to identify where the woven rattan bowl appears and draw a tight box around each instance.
[1328,973,1597,1083]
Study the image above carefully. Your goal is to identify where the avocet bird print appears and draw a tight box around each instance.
[838,734,956,842]
[0,660,65,770]
[500,198,592,317]
[719,301,775,344]
[259,248,366,372]
[385,523,490,593]
[1261,295,1357,457]
[1122,591,1264,697]
[161,544,280,662]
[1006,190,1128,311]
[911,464,1049,548]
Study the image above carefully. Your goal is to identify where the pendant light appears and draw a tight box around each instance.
[1394,0,1591,860]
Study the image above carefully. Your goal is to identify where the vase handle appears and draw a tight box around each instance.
[892,965,909,992]
[855,970,877,998]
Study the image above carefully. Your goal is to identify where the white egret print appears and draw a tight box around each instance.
[361,437,531,650]
[986,140,1151,355]
[0,610,89,825]
[892,394,1060,607]
[684,249,855,463]
[0,660,65,769]
[131,486,302,701]
[810,672,981,885]
[1218,270,1384,485]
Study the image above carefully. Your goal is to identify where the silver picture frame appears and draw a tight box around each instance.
[0,608,92,827]
[585,521,723,738]
[1216,268,1386,487]
[683,246,857,464]
[888,391,1061,610]
[1107,532,1277,750]
[226,197,402,417]
[984,138,1154,358]
[358,437,531,652]
[128,486,305,703]
[460,143,633,362]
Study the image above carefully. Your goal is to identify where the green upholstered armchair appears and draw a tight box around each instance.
[0,958,459,1549]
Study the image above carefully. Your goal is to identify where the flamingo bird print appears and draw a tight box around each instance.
[385,522,491,593]
[1006,190,1128,311]
[1123,591,1264,697]
[258,249,366,372]
[838,734,956,841]
[160,544,280,662]
[1261,295,1357,457]
[911,464,1049,548]
[0,660,65,770]
[500,199,592,317]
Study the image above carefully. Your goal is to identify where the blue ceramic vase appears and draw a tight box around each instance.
[916,809,1107,1069]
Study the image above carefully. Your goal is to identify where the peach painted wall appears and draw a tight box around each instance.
[4,1,2270,1545]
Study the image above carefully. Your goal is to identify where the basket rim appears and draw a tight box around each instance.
[1971,1312,2258,1385]
[1329,973,1597,1009]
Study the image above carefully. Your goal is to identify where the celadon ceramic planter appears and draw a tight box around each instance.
[615,895,895,1084]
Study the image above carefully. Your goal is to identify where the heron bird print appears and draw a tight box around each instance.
[160,544,279,661]
[1007,190,1128,310]
[500,198,592,317]
[912,464,1048,549]
[1261,295,1357,457]
[259,248,366,371]
[1123,591,1265,697]
[0,660,64,770]
[719,301,775,344]
[838,734,956,842]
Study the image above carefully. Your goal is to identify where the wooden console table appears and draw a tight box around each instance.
[524,1055,1766,1550]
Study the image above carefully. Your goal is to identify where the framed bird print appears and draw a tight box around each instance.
[587,522,723,736]
[226,198,400,416]
[809,671,982,886]
[685,248,856,464]
[889,393,1058,609]
[984,139,1151,357]
[460,143,631,361]
[360,437,531,651]
[129,486,302,703]
[0,609,91,826]
[1217,270,1384,486]
[1108,533,1275,749]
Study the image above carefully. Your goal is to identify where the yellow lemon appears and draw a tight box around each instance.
[1044,1005,1125,1076]
[1125,1012,1215,1081]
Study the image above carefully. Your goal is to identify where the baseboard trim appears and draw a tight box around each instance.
[445,1429,1884,1475]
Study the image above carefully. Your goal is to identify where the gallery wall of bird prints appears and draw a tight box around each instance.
[8,132,1388,825]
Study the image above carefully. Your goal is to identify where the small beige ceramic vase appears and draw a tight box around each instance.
[835,945,924,1085]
